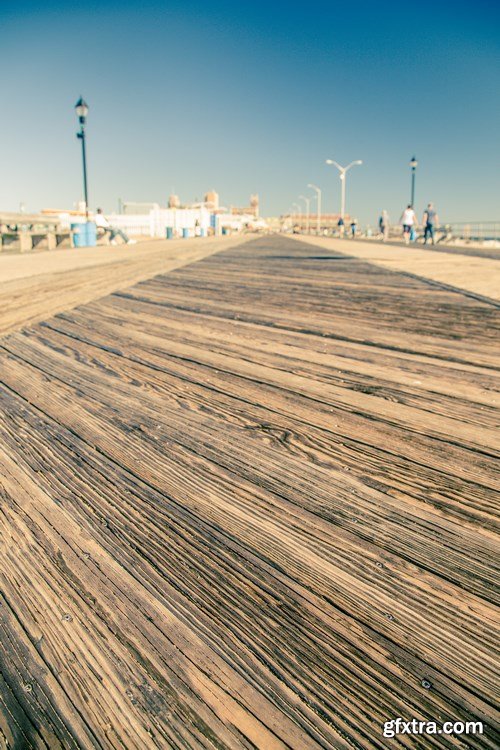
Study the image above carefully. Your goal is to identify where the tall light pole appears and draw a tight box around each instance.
[75,97,89,220]
[410,156,418,207]
[308,183,322,234]
[325,159,363,219]
[299,195,311,233]
[293,202,301,225]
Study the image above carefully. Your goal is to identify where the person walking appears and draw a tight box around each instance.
[337,217,345,238]
[399,204,418,245]
[350,218,357,238]
[422,203,439,245]
[379,210,390,241]
[94,208,137,245]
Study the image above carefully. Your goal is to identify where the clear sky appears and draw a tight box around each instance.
[1,0,499,224]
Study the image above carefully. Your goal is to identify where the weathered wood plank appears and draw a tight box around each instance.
[0,236,498,748]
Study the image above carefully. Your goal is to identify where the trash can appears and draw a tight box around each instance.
[182,228,189,238]
[71,222,97,248]
[166,227,173,239]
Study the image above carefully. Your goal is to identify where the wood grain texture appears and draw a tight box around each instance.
[0,236,248,337]
[0,235,498,749]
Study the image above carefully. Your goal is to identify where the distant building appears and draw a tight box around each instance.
[231,194,259,218]
[250,194,259,218]
[204,190,219,210]
[121,201,160,215]
[168,194,180,208]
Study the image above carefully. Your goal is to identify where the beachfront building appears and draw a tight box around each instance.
[204,190,219,210]
[231,194,259,218]
[41,190,265,239]
[168,194,181,208]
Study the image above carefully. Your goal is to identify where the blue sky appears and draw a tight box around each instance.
[1,0,499,223]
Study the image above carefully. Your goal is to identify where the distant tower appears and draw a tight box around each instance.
[250,194,259,218]
[168,194,180,208]
[204,190,219,210]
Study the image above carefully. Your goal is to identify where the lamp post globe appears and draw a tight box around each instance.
[75,97,89,122]
[75,98,90,219]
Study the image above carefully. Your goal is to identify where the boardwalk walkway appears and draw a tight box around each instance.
[291,235,500,302]
[0,236,247,337]
[0,236,498,748]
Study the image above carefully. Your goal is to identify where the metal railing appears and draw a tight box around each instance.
[442,222,500,241]
[380,222,500,244]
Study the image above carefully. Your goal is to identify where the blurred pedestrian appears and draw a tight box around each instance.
[337,217,345,238]
[399,204,417,245]
[94,208,136,245]
[350,218,357,238]
[379,210,390,241]
[423,203,439,245]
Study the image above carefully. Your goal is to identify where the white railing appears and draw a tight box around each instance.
[444,222,500,241]
[105,214,152,236]
[380,222,500,243]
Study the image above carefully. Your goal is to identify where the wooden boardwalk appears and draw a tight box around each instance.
[0,235,498,749]
[0,236,246,337]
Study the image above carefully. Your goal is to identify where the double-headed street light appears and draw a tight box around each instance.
[325,159,363,220]
[308,183,322,234]
[299,195,311,233]
[410,156,418,207]
[75,97,89,219]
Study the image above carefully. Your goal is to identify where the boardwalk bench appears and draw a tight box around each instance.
[0,213,73,252]
[96,226,111,245]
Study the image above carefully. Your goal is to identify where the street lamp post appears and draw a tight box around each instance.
[293,202,301,226]
[410,156,418,207]
[325,159,363,219]
[299,195,311,233]
[308,183,322,234]
[75,98,89,219]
